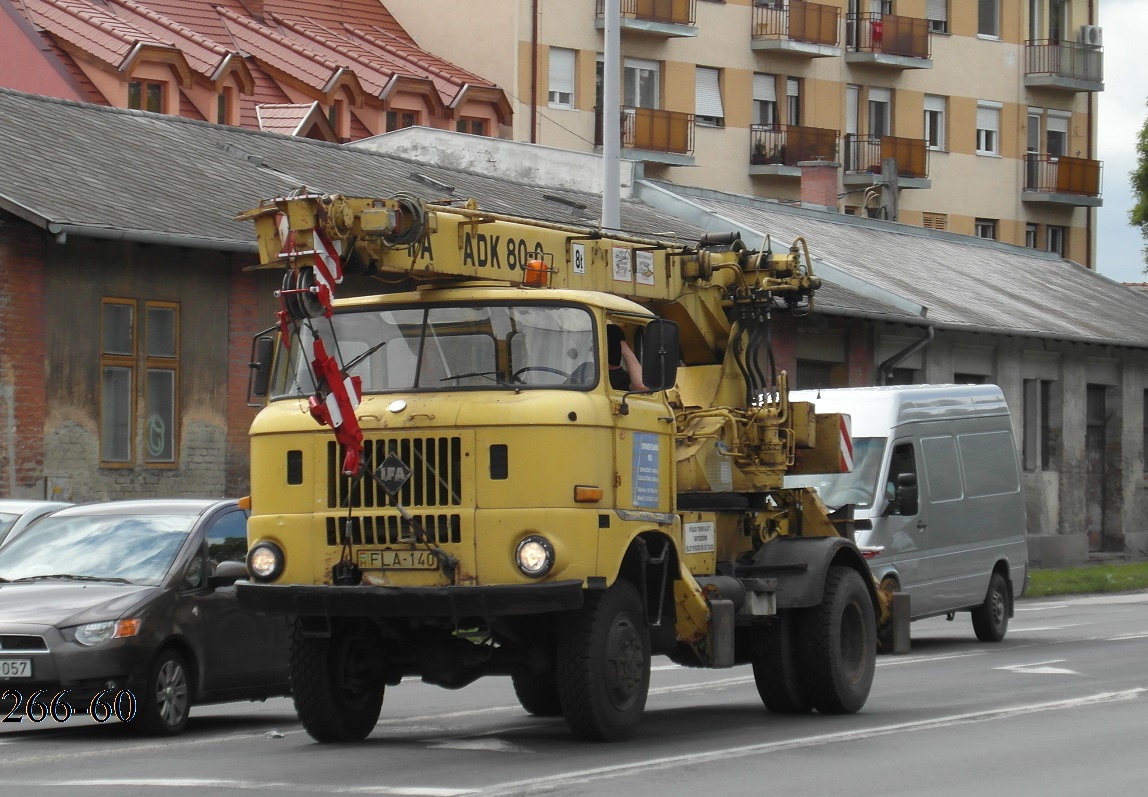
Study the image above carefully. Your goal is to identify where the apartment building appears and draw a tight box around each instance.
[386,0,1103,267]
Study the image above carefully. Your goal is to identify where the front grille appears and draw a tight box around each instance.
[325,514,462,546]
[328,436,464,510]
[0,635,47,651]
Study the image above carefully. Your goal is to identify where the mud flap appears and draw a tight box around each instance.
[709,599,736,668]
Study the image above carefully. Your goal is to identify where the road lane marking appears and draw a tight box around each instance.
[1108,632,1148,641]
[4,781,470,796]
[470,689,1147,796]
[995,660,1081,675]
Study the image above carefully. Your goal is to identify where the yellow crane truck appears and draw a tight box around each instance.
[235,190,884,743]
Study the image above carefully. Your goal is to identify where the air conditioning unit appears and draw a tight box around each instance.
[1079,24,1103,47]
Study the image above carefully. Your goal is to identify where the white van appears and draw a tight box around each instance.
[787,385,1028,643]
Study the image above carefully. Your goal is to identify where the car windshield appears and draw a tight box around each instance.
[270,303,596,398]
[0,513,18,537]
[784,437,887,510]
[0,513,196,586]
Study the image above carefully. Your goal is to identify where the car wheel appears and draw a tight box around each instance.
[972,571,1010,642]
[796,566,877,715]
[136,648,191,735]
[556,579,650,741]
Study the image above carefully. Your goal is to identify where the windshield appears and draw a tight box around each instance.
[271,303,597,398]
[0,513,195,585]
[0,513,17,537]
[784,437,887,510]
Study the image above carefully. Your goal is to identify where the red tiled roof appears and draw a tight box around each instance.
[104,0,229,76]
[256,102,317,135]
[217,5,347,93]
[23,0,172,67]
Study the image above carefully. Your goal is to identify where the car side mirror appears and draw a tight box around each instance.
[207,559,249,589]
[639,319,679,391]
[895,472,919,516]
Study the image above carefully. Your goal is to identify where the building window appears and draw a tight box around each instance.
[976,102,1000,155]
[926,0,948,33]
[868,87,891,137]
[924,95,946,150]
[975,218,997,240]
[1046,112,1069,157]
[456,118,487,136]
[978,0,999,37]
[217,87,233,125]
[549,47,575,109]
[100,299,179,466]
[796,360,837,391]
[1143,390,1148,475]
[1047,225,1066,256]
[753,73,778,127]
[954,373,987,384]
[386,111,418,131]
[922,212,948,231]
[1024,379,1058,470]
[128,80,164,113]
[786,77,801,126]
[329,99,346,139]
[695,67,725,127]
[1026,223,1039,248]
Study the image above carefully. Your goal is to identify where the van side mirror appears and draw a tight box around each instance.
[640,319,679,391]
[248,333,276,402]
[895,472,919,516]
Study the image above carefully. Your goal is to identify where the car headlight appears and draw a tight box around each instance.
[74,619,141,647]
[515,535,554,579]
[247,541,285,582]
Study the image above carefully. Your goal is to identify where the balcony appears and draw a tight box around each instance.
[749,124,839,176]
[1022,154,1102,207]
[595,0,697,38]
[595,106,695,165]
[751,0,841,58]
[845,13,932,69]
[1025,40,1104,93]
[842,134,930,189]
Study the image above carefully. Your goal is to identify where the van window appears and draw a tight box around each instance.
[959,431,1020,497]
[921,435,962,502]
[883,442,917,515]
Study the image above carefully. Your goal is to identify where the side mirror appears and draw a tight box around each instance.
[895,472,919,516]
[640,319,680,391]
[207,559,249,589]
[248,333,276,402]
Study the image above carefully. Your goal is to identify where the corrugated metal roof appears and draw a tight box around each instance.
[647,183,1148,348]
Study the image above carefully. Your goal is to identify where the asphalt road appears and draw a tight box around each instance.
[3,591,1147,796]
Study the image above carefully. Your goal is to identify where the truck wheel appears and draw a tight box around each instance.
[751,610,811,714]
[972,572,1010,642]
[798,566,876,715]
[135,648,191,735]
[291,619,384,742]
[511,669,564,717]
[556,580,650,741]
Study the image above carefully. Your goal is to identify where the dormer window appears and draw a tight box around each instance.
[128,80,165,113]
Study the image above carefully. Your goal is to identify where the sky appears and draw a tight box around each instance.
[1093,0,1147,283]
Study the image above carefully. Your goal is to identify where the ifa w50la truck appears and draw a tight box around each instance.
[235,190,889,742]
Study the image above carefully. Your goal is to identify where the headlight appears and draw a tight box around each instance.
[248,541,285,582]
[515,535,554,579]
[74,619,141,647]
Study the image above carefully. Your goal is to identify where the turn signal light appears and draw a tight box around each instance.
[574,485,604,503]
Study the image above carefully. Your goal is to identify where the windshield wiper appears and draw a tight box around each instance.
[12,574,132,584]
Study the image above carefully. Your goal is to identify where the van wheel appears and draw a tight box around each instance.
[751,610,811,714]
[972,572,1010,642]
[797,566,876,714]
[556,580,650,741]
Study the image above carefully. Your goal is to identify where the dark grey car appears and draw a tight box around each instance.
[0,499,290,734]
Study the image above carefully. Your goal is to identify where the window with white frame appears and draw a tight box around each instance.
[975,218,997,240]
[548,47,575,109]
[624,58,660,109]
[753,73,779,127]
[1046,111,1069,157]
[1026,223,1039,248]
[868,87,891,137]
[924,94,946,150]
[695,66,725,126]
[978,0,999,37]
[786,77,800,126]
[927,0,948,33]
[1046,225,1066,256]
[1023,378,1057,471]
[976,102,1000,155]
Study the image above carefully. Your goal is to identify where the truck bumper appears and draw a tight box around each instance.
[236,580,585,618]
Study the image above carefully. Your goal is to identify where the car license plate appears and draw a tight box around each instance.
[0,659,31,678]
[357,549,439,570]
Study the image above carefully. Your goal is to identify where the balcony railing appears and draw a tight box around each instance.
[751,0,840,47]
[750,124,838,167]
[844,134,928,180]
[595,106,695,155]
[1025,40,1103,89]
[1024,154,1102,197]
[846,12,930,60]
[596,0,696,27]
